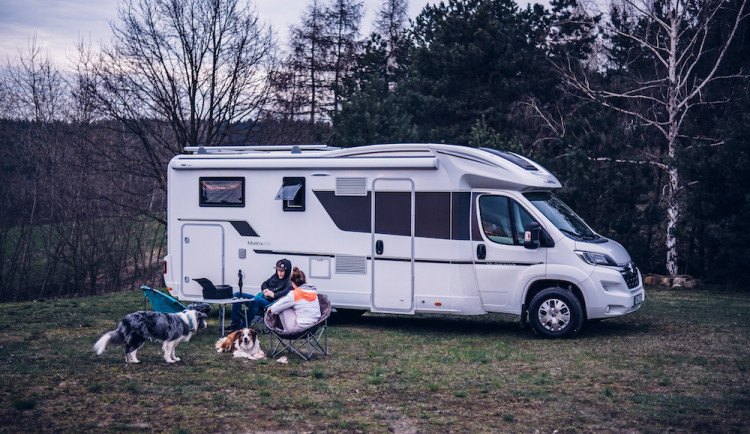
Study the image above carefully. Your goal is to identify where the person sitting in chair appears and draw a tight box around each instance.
[269,267,321,334]
[229,259,292,331]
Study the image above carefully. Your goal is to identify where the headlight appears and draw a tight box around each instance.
[575,250,618,266]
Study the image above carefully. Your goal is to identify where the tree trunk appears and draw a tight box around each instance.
[666,165,679,276]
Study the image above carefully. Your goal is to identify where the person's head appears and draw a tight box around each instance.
[274,259,291,279]
[290,266,306,287]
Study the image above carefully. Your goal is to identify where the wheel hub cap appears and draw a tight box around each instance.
[538,298,571,332]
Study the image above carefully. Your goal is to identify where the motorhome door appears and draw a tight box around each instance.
[472,193,546,311]
[371,179,415,313]
[181,223,225,298]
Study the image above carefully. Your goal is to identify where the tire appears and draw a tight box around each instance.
[528,287,584,338]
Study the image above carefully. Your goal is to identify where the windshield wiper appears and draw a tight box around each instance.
[579,234,600,240]
[559,228,584,240]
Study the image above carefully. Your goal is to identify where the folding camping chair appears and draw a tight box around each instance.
[142,286,188,313]
[264,293,331,361]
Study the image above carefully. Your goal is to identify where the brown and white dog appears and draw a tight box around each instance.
[215,328,265,359]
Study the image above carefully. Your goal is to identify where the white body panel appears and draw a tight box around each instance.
[163,143,644,322]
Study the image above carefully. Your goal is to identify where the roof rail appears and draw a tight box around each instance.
[184,144,332,154]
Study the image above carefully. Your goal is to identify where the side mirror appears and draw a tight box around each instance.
[524,222,541,249]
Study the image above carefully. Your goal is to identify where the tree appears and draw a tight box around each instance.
[281,0,363,125]
[552,0,749,275]
[92,0,275,196]
[287,0,333,124]
[399,0,555,144]
[327,0,363,114]
[373,0,410,87]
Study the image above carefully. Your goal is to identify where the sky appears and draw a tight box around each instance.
[0,0,440,69]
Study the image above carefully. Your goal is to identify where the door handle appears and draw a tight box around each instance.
[376,240,384,255]
[477,244,486,260]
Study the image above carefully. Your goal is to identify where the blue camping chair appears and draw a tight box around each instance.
[142,286,188,313]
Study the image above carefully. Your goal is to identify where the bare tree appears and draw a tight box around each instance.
[552,0,749,275]
[374,0,408,52]
[4,35,67,122]
[327,0,363,113]
[288,0,333,124]
[91,0,275,195]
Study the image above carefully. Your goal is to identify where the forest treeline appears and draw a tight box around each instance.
[1,0,749,301]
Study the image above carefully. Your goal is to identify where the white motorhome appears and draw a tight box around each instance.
[163,143,644,338]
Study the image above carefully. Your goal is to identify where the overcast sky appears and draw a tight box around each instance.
[0,0,444,69]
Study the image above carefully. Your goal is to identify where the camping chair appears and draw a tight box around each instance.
[264,293,331,361]
[142,286,188,313]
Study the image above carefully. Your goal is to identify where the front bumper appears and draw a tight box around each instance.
[583,265,645,319]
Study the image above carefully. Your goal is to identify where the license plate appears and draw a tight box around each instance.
[634,294,643,306]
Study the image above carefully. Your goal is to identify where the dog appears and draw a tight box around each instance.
[215,328,265,359]
[94,310,208,363]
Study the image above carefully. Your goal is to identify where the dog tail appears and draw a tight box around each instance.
[215,335,232,353]
[94,330,123,355]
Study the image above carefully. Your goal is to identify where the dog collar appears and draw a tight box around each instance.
[186,312,194,331]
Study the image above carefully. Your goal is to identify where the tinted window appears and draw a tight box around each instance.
[479,195,538,245]
[199,177,244,207]
[479,196,514,245]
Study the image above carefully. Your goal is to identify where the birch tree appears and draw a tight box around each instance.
[553,0,749,275]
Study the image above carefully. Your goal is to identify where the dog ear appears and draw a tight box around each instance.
[250,329,258,340]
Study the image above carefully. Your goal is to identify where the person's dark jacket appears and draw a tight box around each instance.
[260,258,292,301]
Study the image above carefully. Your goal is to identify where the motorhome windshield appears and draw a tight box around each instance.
[524,192,599,241]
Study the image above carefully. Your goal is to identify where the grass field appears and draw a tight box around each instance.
[0,286,748,432]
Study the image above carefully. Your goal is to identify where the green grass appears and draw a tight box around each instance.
[0,287,749,432]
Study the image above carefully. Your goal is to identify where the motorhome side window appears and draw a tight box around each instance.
[479,195,537,245]
[276,177,305,211]
[199,177,245,207]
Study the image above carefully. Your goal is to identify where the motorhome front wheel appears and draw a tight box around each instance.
[529,287,584,338]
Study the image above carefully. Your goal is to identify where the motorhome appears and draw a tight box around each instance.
[162,143,644,338]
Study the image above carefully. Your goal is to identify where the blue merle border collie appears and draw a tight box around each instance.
[94,310,208,363]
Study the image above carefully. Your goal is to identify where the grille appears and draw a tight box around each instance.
[335,255,367,275]
[620,263,640,289]
[336,177,368,196]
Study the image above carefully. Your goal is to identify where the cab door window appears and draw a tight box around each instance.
[479,196,514,245]
[479,195,538,245]
[511,201,536,244]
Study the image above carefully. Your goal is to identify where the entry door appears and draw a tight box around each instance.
[181,224,224,298]
[371,179,415,312]
[472,193,546,311]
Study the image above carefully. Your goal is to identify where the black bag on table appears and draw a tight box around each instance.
[193,278,232,299]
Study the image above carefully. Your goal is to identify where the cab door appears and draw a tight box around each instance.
[472,193,546,312]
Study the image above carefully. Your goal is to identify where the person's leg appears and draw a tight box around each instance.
[279,309,303,333]
[231,292,252,328]
[249,294,270,318]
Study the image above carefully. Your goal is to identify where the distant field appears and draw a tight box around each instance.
[0,287,748,432]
